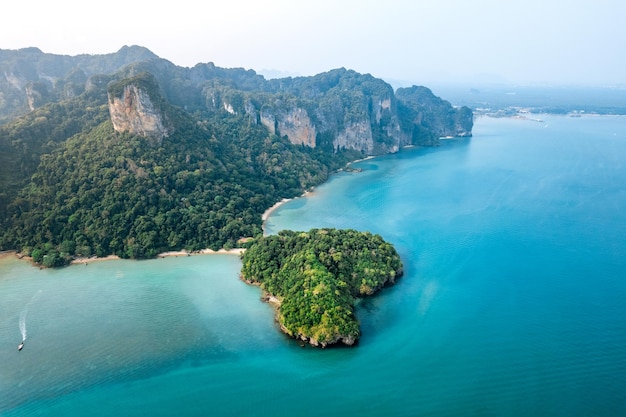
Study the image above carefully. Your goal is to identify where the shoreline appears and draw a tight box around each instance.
[70,248,245,265]
[346,155,374,166]
[0,250,17,261]
[260,154,377,235]
[9,155,378,268]
[70,254,121,265]
[5,248,247,268]
[261,190,313,235]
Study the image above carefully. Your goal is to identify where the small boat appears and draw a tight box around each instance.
[18,341,24,351]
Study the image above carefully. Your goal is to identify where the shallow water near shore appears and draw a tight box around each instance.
[2,115,626,416]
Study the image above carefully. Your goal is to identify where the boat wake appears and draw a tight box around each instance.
[19,290,42,342]
[19,310,27,341]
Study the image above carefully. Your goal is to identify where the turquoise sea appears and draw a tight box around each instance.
[2,115,626,416]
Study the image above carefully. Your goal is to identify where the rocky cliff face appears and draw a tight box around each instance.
[396,86,473,143]
[104,68,471,156]
[110,61,471,156]
[256,100,406,155]
[259,104,317,147]
[0,47,474,151]
[333,120,374,153]
[107,75,170,144]
[276,107,317,147]
[316,91,408,154]
[206,70,414,155]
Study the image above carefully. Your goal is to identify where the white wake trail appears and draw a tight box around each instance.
[19,290,42,341]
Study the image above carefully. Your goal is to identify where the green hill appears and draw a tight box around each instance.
[241,229,403,347]
[0,47,472,266]
[1,74,344,266]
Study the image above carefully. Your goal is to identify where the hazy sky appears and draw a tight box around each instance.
[3,0,625,86]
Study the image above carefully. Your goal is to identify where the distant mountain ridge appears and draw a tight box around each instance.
[0,46,159,120]
[0,46,473,265]
[0,46,472,146]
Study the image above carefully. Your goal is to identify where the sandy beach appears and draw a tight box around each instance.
[70,255,121,264]
[0,251,18,262]
[70,248,245,265]
[346,155,375,166]
[5,245,245,268]
[195,248,245,256]
[262,198,293,222]
[11,156,367,268]
[261,190,314,235]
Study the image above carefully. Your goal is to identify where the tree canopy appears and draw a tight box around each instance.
[240,228,403,347]
[0,104,349,265]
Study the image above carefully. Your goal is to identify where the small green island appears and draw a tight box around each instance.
[241,228,403,347]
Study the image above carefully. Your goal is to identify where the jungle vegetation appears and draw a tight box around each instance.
[240,229,403,347]
[0,47,470,267]
[0,101,350,266]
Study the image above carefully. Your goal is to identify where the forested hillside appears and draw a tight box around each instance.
[0,81,347,266]
[241,229,403,347]
[0,46,472,266]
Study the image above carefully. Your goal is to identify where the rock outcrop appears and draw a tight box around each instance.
[333,120,374,154]
[107,73,170,144]
[275,107,317,148]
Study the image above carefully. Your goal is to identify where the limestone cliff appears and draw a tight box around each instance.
[333,120,374,154]
[259,106,277,134]
[317,89,408,154]
[276,107,317,148]
[0,47,474,149]
[25,85,38,111]
[107,73,170,144]
[155,65,470,155]
[204,69,414,155]
[396,86,473,145]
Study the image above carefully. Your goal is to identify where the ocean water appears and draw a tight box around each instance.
[2,115,626,416]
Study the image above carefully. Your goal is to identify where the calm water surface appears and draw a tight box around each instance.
[2,115,626,416]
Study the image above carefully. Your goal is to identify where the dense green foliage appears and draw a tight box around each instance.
[1,102,348,264]
[0,86,111,217]
[241,229,403,346]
